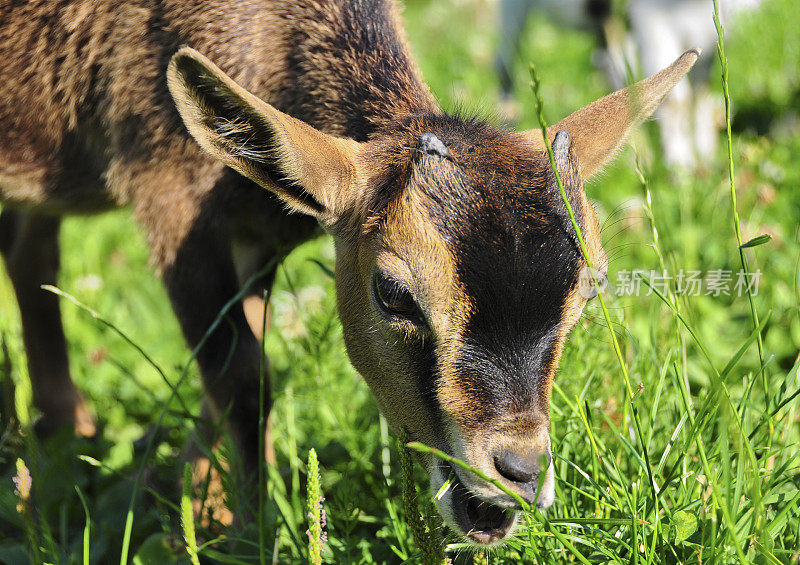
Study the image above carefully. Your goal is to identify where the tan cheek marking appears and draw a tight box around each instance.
[336,231,442,447]
[535,286,586,410]
[380,187,482,430]
[437,329,483,431]
[338,183,470,448]
[381,191,456,322]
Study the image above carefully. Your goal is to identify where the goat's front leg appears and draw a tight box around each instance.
[240,292,276,465]
[0,209,95,437]
[151,207,271,480]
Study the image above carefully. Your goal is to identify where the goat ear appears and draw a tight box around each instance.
[525,48,699,179]
[167,47,361,220]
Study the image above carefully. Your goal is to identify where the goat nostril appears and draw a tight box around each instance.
[493,450,538,484]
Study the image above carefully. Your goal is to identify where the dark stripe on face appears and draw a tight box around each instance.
[453,223,579,418]
[402,116,586,421]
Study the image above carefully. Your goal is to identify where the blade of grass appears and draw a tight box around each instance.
[41,285,191,416]
[672,362,748,562]
[529,60,664,560]
[74,486,91,565]
[259,285,273,565]
[712,0,766,394]
[748,353,800,440]
[78,455,179,512]
[644,277,765,549]
[266,461,304,558]
[181,463,201,565]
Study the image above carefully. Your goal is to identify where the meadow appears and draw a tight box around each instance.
[1,0,799,562]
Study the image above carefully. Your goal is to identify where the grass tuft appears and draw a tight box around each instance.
[399,430,446,565]
[181,462,201,565]
[305,447,326,565]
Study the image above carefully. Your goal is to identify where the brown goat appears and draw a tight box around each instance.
[0,0,696,544]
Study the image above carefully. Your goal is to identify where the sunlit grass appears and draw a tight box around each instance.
[1,0,799,562]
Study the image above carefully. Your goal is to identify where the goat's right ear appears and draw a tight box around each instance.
[524,48,699,179]
[167,47,362,221]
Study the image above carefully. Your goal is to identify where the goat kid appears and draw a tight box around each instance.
[0,0,696,544]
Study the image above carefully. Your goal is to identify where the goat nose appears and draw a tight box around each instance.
[493,449,542,484]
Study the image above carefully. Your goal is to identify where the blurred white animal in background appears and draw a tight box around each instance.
[496,0,764,170]
[496,0,612,100]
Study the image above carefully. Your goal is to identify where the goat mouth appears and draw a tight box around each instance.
[446,466,517,544]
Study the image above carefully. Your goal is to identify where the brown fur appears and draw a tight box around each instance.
[0,0,431,474]
[1,0,696,544]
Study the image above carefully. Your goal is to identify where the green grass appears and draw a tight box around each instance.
[2,0,800,562]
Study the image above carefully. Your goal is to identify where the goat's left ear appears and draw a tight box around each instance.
[525,48,699,179]
[167,47,362,221]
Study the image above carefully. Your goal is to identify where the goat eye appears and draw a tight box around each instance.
[373,274,423,322]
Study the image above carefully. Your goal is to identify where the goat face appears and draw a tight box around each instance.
[333,118,606,543]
